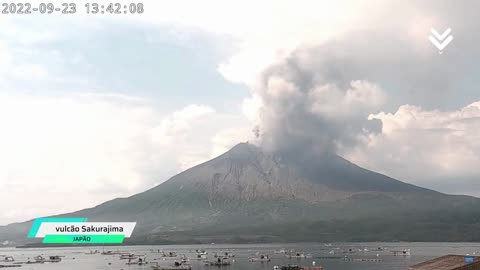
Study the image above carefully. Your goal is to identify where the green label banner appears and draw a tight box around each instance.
[43,234,125,244]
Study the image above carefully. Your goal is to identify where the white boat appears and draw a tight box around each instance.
[195,250,208,255]
[0,255,14,262]
[34,255,45,262]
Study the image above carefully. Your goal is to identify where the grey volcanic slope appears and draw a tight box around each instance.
[2,143,480,245]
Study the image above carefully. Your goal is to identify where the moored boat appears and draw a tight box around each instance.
[249,254,271,262]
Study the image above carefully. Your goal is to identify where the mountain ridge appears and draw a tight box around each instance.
[2,142,480,245]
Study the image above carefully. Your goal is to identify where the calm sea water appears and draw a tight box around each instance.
[1,242,480,270]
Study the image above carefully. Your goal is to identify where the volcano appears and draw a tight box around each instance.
[2,142,480,245]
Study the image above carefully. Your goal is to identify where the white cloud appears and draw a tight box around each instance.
[0,38,51,84]
[129,0,375,85]
[342,102,480,196]
[0,93,245,224]
[10,64,48,80]
[0,41,13,73]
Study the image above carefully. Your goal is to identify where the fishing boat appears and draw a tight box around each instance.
[285,252,312,259]
[33,255,46,263]
[249,254,271,262]
[47,256,62,263]
[0,256,14,262]
[161,251,178,257]
[214,252,235,258]
[126,256,148,266]
[101,250,122,255]
[150,261,192,270]
[280,265,323,270]
[205,257,231,266]
[120,254,140,260]
[391,249,411,256]
[342,248,356,254]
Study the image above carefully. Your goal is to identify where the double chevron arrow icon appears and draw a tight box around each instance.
[429,28,453,54]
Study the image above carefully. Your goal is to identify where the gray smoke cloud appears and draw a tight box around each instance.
[252,0,480,157]
[254,47,385,155]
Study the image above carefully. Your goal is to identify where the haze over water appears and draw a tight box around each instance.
[1,242,479,270]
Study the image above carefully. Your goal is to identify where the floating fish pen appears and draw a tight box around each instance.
[285,253,312,259]
[15,255,63,264]
[101,250,123,255]
[120,254,142,260]
[342,257,383,262]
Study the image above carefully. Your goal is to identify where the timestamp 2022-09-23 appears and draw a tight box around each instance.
[1,2,144,15]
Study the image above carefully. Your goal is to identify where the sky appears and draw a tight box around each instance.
[1,0,480,224]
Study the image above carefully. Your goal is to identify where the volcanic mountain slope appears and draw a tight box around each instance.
[2,143,480,245]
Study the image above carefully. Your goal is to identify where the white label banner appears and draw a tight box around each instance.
[35,222,137,237]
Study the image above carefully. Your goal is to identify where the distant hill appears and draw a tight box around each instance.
[2,142,480,245]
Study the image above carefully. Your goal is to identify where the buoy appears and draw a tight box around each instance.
[312,261,316,266]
